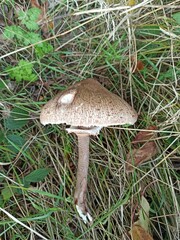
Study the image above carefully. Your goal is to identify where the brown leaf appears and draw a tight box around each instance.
[126,126,158,172]
[132,126,157,144]
[131,56,144,72]
[126,142,157,172]
[38,96,44,101]
[130,225,153,240]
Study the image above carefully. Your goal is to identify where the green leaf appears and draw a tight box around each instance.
[28,8,41,20]
[3,25,42,46]
[0,196,3,207]
[35,42,53,58]
[26,32,42,45]
[25,21,39,31]
[0,80,6,89]
[3,25,26,42]
[3,25,17,39]
[6,134,25,153]
[0,130,5,143]
[172,12,180,25]
[1,185,17,201]
[4,107,29,130]
[24,168,51,185]
[7,60,38,82]
[18,8,41,31]
[13,27,25,40]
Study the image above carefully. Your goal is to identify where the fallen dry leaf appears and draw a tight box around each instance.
[130,196,153,239]
[132,126,157,144]
[131,56,144,72]
[130,225,154,240]
[126,126,158,172]
[126,142,157,172]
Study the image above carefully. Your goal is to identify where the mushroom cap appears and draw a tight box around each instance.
[40,78,138,127]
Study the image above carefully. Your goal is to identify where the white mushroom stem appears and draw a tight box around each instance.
[74,133,92,224]
[66,126,102,223]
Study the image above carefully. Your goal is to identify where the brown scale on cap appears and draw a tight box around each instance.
[40,78,137,127]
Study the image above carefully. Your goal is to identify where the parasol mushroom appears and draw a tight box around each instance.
[40,78,137,223]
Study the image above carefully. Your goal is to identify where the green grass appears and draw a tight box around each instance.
[0,0,179,239]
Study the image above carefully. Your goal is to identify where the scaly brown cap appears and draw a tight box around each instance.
[40,78,138,127]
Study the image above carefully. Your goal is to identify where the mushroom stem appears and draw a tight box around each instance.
[74,133,92,223]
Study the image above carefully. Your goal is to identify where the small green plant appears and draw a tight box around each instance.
[35,42,54,58]
[1,106,29,163]
[3,25,42,45]
[3,7,53,52]
[3,7,42,46]
[1,168,51,203]
[7,60,38,82]
[18,7,41,31]
[3,7,53,83]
